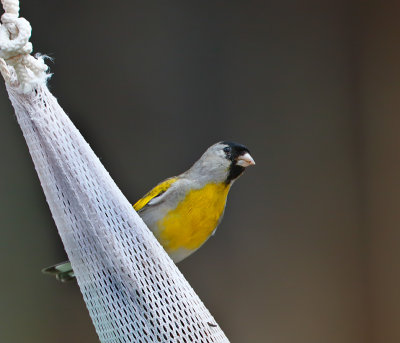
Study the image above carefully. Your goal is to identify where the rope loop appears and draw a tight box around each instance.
[0,16,32,59]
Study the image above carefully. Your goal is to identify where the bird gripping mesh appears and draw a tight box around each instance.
[0,1,230,342]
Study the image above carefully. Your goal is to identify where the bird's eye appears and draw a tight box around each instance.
[223,146,231,153]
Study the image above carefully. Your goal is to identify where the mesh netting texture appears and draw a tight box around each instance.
[6,81,229,343]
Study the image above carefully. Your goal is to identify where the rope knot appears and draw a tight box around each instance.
[0,0,48,92]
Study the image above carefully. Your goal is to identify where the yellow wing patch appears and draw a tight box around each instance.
[133,177,178,212]
[159,182,230,252]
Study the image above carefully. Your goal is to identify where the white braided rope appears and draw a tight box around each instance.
[0,0,48,92]
[1,1,230,342]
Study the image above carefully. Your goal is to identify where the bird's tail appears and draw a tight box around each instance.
[42,261,75,282]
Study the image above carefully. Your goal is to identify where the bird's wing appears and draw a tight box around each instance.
[133,177,178,212]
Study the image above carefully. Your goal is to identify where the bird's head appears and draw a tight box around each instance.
[188,141,255,184]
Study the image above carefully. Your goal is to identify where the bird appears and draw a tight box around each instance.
[42,141,255,282]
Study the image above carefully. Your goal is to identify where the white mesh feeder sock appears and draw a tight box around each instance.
[1,2,230,342]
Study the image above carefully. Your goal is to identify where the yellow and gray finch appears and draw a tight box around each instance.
[42,141,255,282]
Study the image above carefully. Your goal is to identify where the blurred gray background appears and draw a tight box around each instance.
[0,1,399,342]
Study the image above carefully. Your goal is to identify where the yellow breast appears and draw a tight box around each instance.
[158,182,230,252]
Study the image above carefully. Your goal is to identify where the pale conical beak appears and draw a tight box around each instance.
[236,152,256,167]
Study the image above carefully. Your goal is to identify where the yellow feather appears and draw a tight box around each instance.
[158,182,230,252]
[133,178,177,212]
